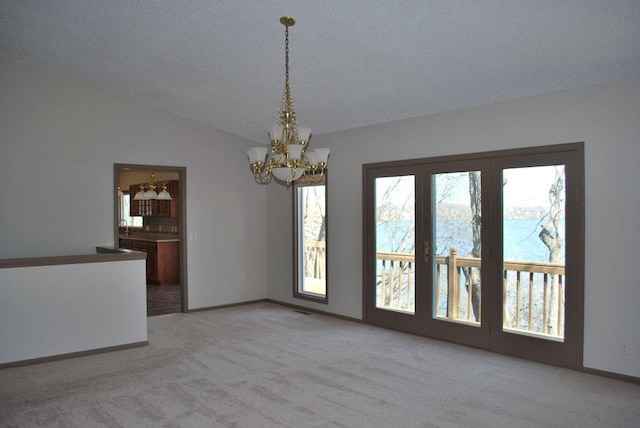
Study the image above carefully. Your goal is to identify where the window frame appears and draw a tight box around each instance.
[293,175,328,304]
[119,192,143,228]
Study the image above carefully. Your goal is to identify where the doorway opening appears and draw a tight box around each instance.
[114,164,188,316]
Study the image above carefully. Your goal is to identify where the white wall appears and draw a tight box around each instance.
[0,259,147,364]
[267,77,640,378]
[0,57,267,310]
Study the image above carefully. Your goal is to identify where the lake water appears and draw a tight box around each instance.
[377,219,565,263]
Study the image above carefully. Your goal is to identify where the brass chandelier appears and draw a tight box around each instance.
[247,16,329,187]
[133,171,172,201]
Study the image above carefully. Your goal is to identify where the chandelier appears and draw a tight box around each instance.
[133,171,172,201]
[247,16,330,187]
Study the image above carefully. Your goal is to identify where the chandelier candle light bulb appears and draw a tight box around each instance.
[247,16,329,187]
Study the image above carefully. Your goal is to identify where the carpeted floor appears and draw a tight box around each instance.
[1,302,638,427]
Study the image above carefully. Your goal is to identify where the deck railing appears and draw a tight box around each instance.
[377,252,415,312]
[376,249,565,339]
[303,243,565,339]
[303,241,326,280]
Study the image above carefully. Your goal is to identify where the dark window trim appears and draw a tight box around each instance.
[293,175,328,304]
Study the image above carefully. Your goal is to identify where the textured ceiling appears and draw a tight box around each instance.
[1,1,639,143]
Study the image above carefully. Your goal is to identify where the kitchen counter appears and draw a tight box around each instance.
[0,247,146,269]
[119,235,180,284]
[119,233,180,242]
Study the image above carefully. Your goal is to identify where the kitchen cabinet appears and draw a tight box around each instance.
[129,180,179,217]
[119,238,180,284]
[144,241,158,281]
[129,185,141,216]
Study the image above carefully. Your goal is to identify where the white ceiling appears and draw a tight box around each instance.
[2,1,639,143]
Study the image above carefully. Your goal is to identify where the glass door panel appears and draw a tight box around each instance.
[375,175,416,314]
[432,171,482,326]
[502,165,565,341]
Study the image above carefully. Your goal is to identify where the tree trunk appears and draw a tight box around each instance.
[539,167,564,335]
[463,171,482,321]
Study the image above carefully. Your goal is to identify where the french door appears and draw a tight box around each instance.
[363,143,584,368]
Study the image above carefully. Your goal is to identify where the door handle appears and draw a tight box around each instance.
[423,240,429,263]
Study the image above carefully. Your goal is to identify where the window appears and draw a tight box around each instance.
[294,179,327,302]
[120,193,143,228]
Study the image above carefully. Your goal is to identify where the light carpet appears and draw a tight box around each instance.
[1,302,639,427]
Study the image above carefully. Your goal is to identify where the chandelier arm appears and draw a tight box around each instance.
[254,174,271,185]
[253,167,272,185]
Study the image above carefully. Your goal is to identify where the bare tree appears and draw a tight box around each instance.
[301,185,326,280]
[538,166,565,335]
[461,171,481,321]
[375,177,416,308]
[376,177,415,254]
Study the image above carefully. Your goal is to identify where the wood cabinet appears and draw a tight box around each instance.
[119,238,180,284]
[129,180,179,217]
[129,184,142,217]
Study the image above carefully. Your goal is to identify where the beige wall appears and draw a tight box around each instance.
[267,76,640,378]
[0,57,268,310]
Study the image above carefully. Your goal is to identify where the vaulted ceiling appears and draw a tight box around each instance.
[2,1,639,143]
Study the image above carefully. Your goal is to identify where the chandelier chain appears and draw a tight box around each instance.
[283,24,293,116]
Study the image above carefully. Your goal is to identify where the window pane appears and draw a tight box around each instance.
[375,175,415,314]
[433,171,481,325]
[502,165,565,341]
[120,194,143,227]
[296,184,326,299]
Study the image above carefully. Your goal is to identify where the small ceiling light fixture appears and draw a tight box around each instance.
[247,16,330,187]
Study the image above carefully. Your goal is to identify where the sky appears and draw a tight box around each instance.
[375,164,564,213]
[442,165,563,208]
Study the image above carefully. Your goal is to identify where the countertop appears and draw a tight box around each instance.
[1,247,146,269]
[119,233,180,243]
